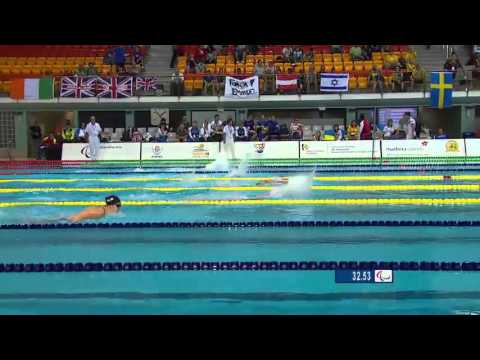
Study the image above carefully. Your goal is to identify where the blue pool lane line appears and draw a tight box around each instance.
[0,261,479,273]
[3,220,480,230]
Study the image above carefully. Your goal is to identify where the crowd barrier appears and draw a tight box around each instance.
[61,139,480,162]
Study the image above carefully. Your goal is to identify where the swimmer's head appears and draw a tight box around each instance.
[105,195,121,211]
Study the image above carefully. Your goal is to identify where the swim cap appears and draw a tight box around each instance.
[105,195,121,208]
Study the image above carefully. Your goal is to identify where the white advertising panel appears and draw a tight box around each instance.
[142,142,220,160]
[465,139,480,156]
[221,141,299,159]
[382,139,465,158]
[62,143,141,161]
[300,140,380,159]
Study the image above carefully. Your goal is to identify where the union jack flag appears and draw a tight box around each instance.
[135,76,158,92]
[96,76,133,98]
[59,76,98,98]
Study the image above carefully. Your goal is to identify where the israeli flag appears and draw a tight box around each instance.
[320,73,349,92]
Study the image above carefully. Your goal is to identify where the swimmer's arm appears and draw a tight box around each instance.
[67,207,105,223]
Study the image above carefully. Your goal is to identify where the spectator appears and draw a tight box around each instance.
[405,112,417,140]
[382,119,395,139]
[255,60,265,76]
[199,120,211,142]
[235,123,249,141]
[196,61,206,74]
[304,48,314,61]
[290,118,303,140]
[368,66,384,93]
[187,55,196,73]
[39,133,56,160]
[131,128,143,142]
[205,50,216,64]
[358,114,372,140]
[203,70,215,95]
[170,45,177,69]
[113,46,126,73]
[235,45,246,63]
[306,65,317,94]
[418,124,431,139]
[398,57,408,70]
[390,128,405,140]
[256,124,268,141]
[176,123,188,142]
[282,46,293,62]
[247,45,258,55]
[244,115,256,139]
[155,123,169,142]
[62,121,75,143]
[103,50,113,68]
[134,49,145,73]
[434,128,448,139]
[297,70,306,94]
[350,46,363,61]
[347,121,360,140]
[414,65,427,90]
[122,128,132,142]
[76,64,88,76]
[209,114,224,142]
[215,69,225,96]
[402,67,414,92]
[263,62,275,94]
[143,130,153,143]
[86,63,97,76]
[331,45,342,54]
[334,124,344,141]
[293,47,303,62]
[29,121,42,159]
[278,123,290,140]
[188,121,201,142]
[393,66,403,91]
[266,116,280,140]
[170,70,184,96]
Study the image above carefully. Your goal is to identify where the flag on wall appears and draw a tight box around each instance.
[96,76,133,98]
[430,71,453,109]
[276,74,297,91]
[136,76,158,92]
[320,73,349,92]
[59,76,97,98]
[10,77,53,100]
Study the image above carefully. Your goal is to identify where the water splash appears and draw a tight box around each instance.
[269,175,313,198]
[205,152,230,172]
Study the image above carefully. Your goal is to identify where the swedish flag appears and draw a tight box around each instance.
[431,72,453,109]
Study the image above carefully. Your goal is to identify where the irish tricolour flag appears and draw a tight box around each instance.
[10,77,54,100]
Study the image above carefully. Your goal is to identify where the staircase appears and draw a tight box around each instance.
[411,44,472,73]
[144,45,174,77]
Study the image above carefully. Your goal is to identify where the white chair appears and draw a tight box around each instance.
[104,127,113,134]
[137,127,146,135]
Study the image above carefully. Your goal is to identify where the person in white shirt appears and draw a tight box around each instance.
[382,119,395,139]
[199,120,211,141]
[406,112,416,140]
[209,114,224,142]
[85,116,102,160]
[223,118,236,159]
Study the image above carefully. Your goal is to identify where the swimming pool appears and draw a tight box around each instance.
[1,165,480,314]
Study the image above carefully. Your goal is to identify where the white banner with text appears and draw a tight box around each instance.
[300,140,380,159]
[382,139,465,158]
[62,143,141,161]
[142,142,220,160]
[220,141,299,159]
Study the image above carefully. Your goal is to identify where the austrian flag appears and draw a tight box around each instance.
[276,74,298,91]
[96,77,133,98]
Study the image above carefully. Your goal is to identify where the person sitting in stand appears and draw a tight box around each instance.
[334,124,344,141]
[382,119,395,140]
[154,123,169,142]
[244,115,256,140]
[266,116,281,141]
[434,128,448,139]
[131,128,143,142]
[75,123,86,143]
[199,120,211,142]
[188,121,201,142]
[347,121,360,140]
[143,130,153,143]
[208,114,224,142]
[39,133,56,160]
[235,123,249,141]
[290,118,303,140]
[176,123,188,142]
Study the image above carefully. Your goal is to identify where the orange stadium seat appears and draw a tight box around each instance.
[344,62,353,72]
[349,77,358,89]
[334,64,344,72]
[357,77,368,89]
[353,62,364,71]
[323,63,334,72]
[184,79,194,94]
[363,61,373,72]
[193,79,204,93]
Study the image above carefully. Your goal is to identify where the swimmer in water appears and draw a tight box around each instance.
[66,195,121,223]
[256,177,289,186]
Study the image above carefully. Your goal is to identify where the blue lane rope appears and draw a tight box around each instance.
[2,220,480,230]
[0,260,479,273]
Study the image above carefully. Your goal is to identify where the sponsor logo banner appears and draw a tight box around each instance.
[382,139,465,158]
[222,141,298,159]
[62,143,141,161]
[143,142,219,160]
[300,141,380,159]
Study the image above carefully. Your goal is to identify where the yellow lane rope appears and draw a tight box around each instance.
[1,198,480,207]
[1,184,480,193]
[2,175,480,184]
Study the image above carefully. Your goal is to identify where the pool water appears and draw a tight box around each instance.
[1,168,480,314]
